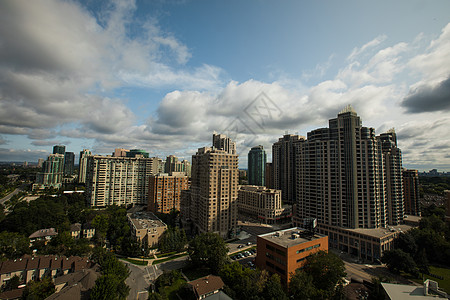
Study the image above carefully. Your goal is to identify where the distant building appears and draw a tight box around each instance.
[70,223,95,240]
[127,211,167,247]
[127,149,149,158]
[64,152,75,175]
[248,145,266,186]
[53,145,66,155]
[255,227,328,285]
[403,169,420,216]
[37,158,44,168]
[85,155,160,207]
[78,149,91,184]
[445,190,450,224]
[272,134,304,205]
[112,148,129,157]
[188,134,239,238]
[265,162,274,189]
[238,185,291,224]
[164,155,191,177]
[34,154,65,190]
[148,172,189,214]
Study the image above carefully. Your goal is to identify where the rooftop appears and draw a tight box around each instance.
[258,227,327,248]
[128,211,166,230]
[29,228,58,239]
[345,224,414,239]
[188,275,224,297]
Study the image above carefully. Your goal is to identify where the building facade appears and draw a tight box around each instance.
[189,134,239,238]
[127,211,167,248]
[213,133,236,154]
[248,145,267,186]
[237,185,291,224]
[255,227,328,285]
[148,172,189,214]
[53,145,66,155]
[85,155,159,207]
[34,154,65,190]
[64,152,75,175]
[403,169,420,216]
[272,134,304,204]
[78,149,91,184]
[265,162,274,189]
[164,155,191,177]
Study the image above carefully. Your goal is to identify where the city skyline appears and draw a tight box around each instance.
[1,0,450,171]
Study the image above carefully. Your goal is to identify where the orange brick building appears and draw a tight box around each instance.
[255,227,328,285]
[148,172,189,214]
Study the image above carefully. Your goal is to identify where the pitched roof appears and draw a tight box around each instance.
[26,257,40,270]
[0,258,27,274]
[29,228,58,239]
[70,223,82,232]
[0,288,24,300]
[48,269,100,300]
[188,275,224,297]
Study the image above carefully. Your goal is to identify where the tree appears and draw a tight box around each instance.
[395,232,417,255]
[289,251,346,299]
[368,276,391,300]
[262,274,287,300]
[159,226,187,253]
[21,276,55,300]
[0,231,31,259]
[381,249,418,276]
[1,275,20,292]
[188,232,229,274]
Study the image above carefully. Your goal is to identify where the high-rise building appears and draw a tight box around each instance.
[291,106,407,262]
[188,134,239,238]
[265,162,274,189]
[113,148,129,157]
[248,146,267,186]
[85,156,159,207]
[403,169,420,216]
[294,106,389,229]
[273,134,304,204]
[34,154,65,190]
[213,133,236,154]
[78,149,92,184]
[53,145,66,155]
[164,155,191,177]
[379,130,404,225]
[64,152,75,175]
[148,172,189,214]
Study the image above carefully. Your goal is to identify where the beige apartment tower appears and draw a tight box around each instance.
[85,155,160,207]
[189,134,239,238]
[148,172,189,214]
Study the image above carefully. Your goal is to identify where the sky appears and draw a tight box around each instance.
[1,0,450,171]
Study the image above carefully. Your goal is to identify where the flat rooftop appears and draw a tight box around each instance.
[320,223,415,239]
[258,227,327,248]
[127,211,166,230]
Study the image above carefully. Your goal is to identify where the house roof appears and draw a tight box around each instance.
[188,275,224,297]
[0,288,24,300]
[0,258,27,274]
[26,257,40,270]
[48,269,99,300]
[70,223,82,232]
[29,228,58,239]
[38,255,55,269]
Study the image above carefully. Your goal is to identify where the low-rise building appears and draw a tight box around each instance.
[127,211,167,247]
[255,227,328,285]
[187,275,225,300]
[317,223,414,262]
[29,228,58,245]
[238,185,291,224]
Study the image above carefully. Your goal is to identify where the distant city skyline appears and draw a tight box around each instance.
[1,0,450,171]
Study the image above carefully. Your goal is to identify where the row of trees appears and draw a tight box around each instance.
[381,208,450,276]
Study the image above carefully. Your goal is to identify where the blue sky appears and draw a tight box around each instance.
[1,0,450,171]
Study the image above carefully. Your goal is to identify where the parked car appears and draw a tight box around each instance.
[238,245,244,249]
[246,242,252,246]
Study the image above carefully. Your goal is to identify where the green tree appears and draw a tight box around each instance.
[159,226,187,253]
[262,274,287,300]
[381,249,418,276]
[395,232,417,255]
[21,276,55,300]
[289,251,346,299]
[92,214,109,244]
[188,232,229,274]
[368,276,391,300]
[1,275,20,292]
[0,231,31,259]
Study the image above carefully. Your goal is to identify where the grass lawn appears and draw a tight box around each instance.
[182,266,211,280]
[411,266,450,294]
[161,278,187,300]
[156,251,177,258]
[121,257,148,266]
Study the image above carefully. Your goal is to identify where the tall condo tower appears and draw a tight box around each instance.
[190,134,239,238]
[248,145,267,186]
